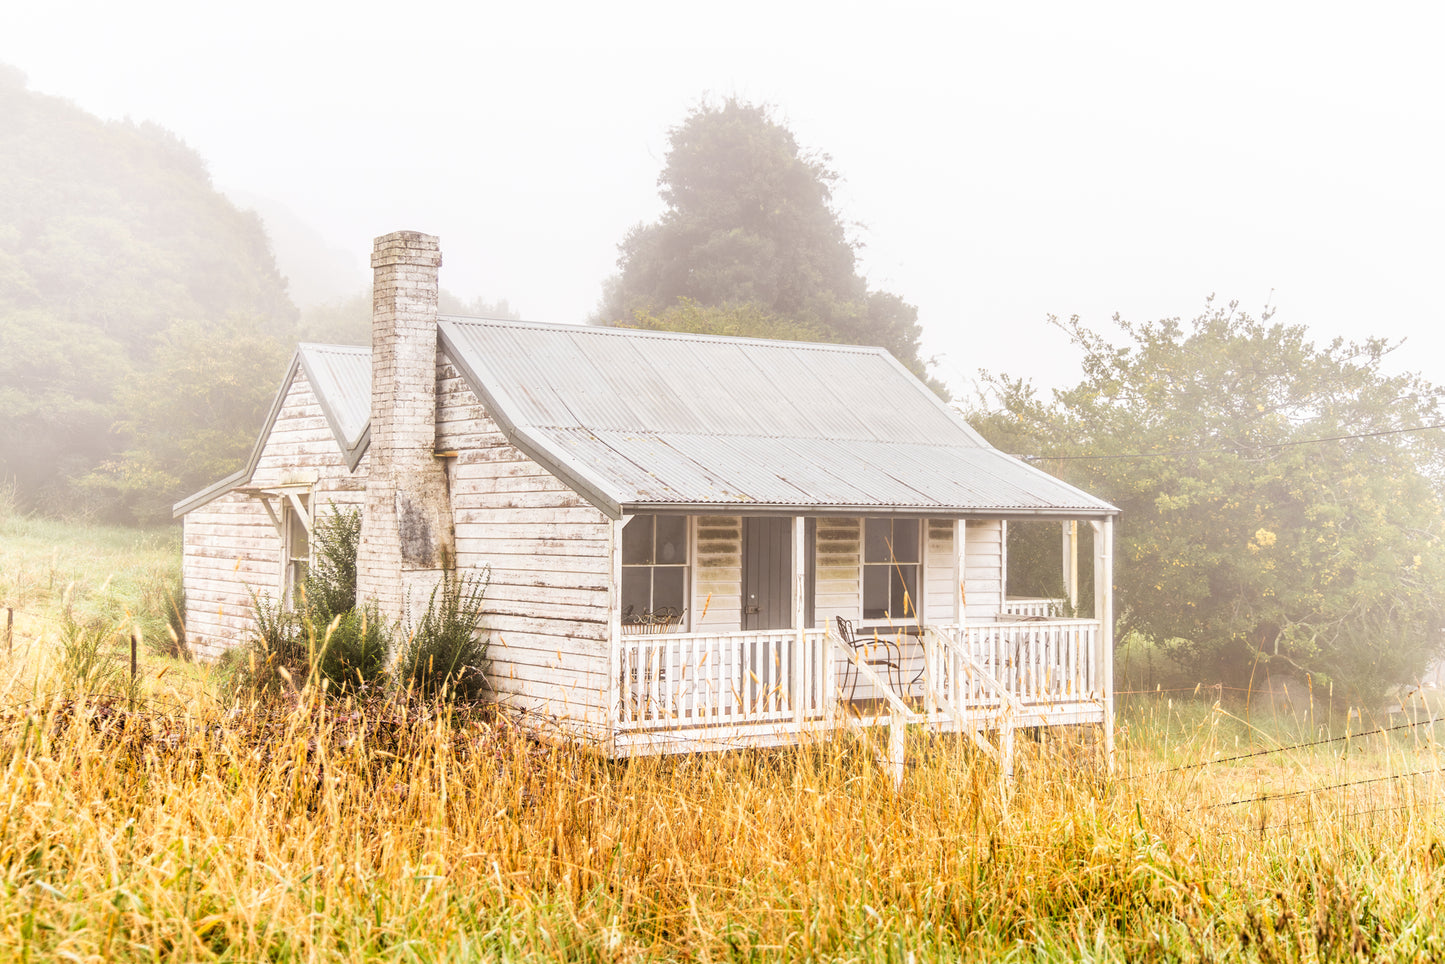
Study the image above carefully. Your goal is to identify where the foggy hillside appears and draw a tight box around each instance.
[0,64,297,520]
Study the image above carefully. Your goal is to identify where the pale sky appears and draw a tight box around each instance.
[6,1,1443,398]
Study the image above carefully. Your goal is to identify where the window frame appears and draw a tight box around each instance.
[860,516,922,625]
[621,513,690,632]
[281,494,312,606]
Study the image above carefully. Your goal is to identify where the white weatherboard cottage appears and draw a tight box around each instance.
[177,231,1119,760]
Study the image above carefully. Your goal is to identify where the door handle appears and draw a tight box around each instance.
[745,605,760,614]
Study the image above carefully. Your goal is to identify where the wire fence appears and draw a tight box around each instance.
[1113,688,1445,831]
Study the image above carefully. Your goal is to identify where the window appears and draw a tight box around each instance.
[863,517,920,621]
[621,515,688,629]
[283,496,311,604]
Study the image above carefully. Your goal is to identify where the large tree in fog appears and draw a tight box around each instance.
[973,300,1445,703]
[595,99,934,385]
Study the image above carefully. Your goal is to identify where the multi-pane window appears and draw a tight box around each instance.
[283,497,311,604]
[621,515,688,628]
[863,517,920,621]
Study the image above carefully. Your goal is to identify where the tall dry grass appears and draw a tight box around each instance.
[1,680,1443,962]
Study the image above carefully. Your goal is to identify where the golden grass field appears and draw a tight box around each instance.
[3,508,1445,962]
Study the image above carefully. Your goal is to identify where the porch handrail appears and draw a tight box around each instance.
[923,626,1024,715]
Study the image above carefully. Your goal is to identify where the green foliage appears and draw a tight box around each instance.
[973,300,1445,703]
[0,69,296,516]
[78,317,291,524]
[399,569,490,701]
[56,610,128,694]
[0,310,129,510]
[226,593,307,696]
[302,503,361,620]
[226,506,389,696]
[596,99,938,390]
[135,569,188,661]
[311,604,390,695]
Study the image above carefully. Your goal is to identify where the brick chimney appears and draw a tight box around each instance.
[357,231,456,631]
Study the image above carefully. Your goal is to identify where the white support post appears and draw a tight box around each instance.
[1062,520,1078,612]
[607,517,625,755]
[954,519,967,626]
[1093,517,1115,769]
[258,495,284,537]
[794,515,807,725]
[998,520,1007,610]
[1000,719,1016,785]
[888,709,906,789]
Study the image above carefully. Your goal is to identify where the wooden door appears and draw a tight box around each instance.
[742,517,793,631]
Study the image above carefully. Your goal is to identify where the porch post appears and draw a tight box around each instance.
[954,519,967,626]
[1061,521,1079,612]
[607,516,625,755]
[794,515,807,725]
[1092,517,1115,767]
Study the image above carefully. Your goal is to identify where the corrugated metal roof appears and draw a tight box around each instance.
[297,343,370,468]
[438,317,1116,519]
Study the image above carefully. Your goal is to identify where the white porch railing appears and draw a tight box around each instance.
[927,620,1102,713]
[617,619,1103,732]
[618,629,830,730]
[1001,597,1065,618]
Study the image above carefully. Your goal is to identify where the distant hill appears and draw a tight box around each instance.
[226,190,364,308]
[0,65,297,517]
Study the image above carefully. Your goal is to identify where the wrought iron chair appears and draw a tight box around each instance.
[835,616,905,701]
[622,605,684,634]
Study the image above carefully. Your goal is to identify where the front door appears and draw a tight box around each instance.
[742,517,793,631]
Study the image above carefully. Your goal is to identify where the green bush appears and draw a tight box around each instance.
[312,602,388,695]
[302,505,359,620]
[225,506,388,697]
[398,568,490,701]
[223,592,307,697]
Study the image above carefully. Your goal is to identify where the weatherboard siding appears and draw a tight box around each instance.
[182,369,367,660]
[964,519,1005,621]
[814,517,862,629]
[436,363,612,739]
[924,519,956,623]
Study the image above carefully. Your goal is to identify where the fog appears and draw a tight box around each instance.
[6,1,1444,395]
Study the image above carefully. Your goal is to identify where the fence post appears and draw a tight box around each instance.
[888,709,906,789]
[5,607,12,656]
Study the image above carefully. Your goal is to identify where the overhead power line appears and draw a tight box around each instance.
[1018,422,1445,463]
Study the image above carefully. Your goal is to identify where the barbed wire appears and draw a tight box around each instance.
[1119,716,1442,781]
[1200,765,1445,811]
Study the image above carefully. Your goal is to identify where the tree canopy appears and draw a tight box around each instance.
[973,301,1445,703]
[0,67,297,519]
[596,99,935,387]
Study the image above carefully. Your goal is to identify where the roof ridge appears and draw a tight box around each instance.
[438,315,888,356]
[298,342,369,353]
